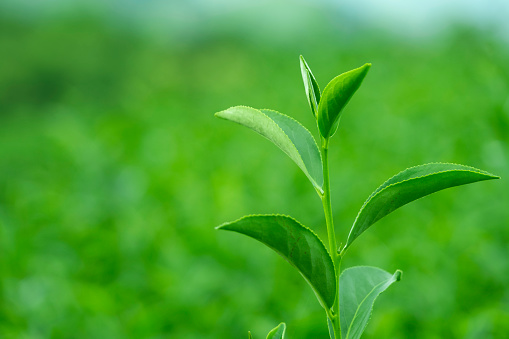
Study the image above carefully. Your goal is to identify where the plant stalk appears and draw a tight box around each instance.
[321,136,341,339]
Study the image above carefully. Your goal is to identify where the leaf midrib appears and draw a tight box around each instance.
[346,167,498,248]
[259,108,323,192]
[345,276,394,339]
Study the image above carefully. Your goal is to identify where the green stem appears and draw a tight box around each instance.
[321,137,337,255]
[321,136,341,339]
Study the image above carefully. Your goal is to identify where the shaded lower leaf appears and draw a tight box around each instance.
[266,323,286,339]
[216,215,336,309]
[327,317,336,339]
[344,163,499,250]
[339,266,402,339]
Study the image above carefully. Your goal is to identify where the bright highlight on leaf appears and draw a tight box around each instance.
[215,106,323,192]
[317,63,371,139]
[300,55,321,118]
[344,163,500,250]
[216,215,336,309]
[266,322,286,339]
[339,266,401,339]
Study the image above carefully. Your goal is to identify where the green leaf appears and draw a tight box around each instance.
[317,63,371,139]
[216,215,336,309]
[248,331,253,339]
[215,106,323,192]
[339,266,402,339]
[327,317,336,339]
[266,323,286,339]
[344,163,500,250]
[300,55,321,117]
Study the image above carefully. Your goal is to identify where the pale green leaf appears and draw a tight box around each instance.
[340,266,402,339]
[216,215,336,309]
[344,163,499,250]
[327,317,336,339]
[317,64,371,139]
[215,106,323,192]
[300,55,321,117]
[266,323,286,339]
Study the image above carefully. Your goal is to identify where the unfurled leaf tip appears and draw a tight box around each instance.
[395,269,403,281]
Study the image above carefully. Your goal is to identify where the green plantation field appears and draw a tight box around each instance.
[0,11,508,338]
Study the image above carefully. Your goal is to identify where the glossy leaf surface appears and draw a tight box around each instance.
[215,106,323,192]
[340,266,401,339]
[266,323,286,339]
[216,215,336,309]
[317,64,371,138]
[344,163,499,250]
[300,55,321,117]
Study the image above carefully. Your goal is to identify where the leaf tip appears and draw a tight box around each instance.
[214,109,228,119]
[214,222,229,230]
[359,63,372,75]
[395,269,403,281]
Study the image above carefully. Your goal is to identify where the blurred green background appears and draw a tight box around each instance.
[1,0,508,338]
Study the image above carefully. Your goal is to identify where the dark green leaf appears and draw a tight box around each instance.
[217,215,336,309]
[266,323,286,339]
[215,106,323,192]
[344,163,499,250]
[300,55,321,117]
[317,64,371,139]
[339,266,402,339]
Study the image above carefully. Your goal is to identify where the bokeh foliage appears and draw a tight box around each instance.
[0,5,508,338]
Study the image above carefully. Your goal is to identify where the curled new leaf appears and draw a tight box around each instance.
[317,63,371,139]
[215,106,323,192]
[300,55,321,118]
[339,266,401,339]
[344,163,500,250]
[216,215,336,309]
[266,323,286,339]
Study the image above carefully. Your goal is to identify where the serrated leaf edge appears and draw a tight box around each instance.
[215,106,324,193]
[216,214,336,309]
[344,162,500,251]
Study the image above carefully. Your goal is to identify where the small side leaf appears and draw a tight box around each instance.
[215,106,323,192]
[344,163,499,250]
[216,215,336,309]
[266,323,286,339]
[317,63,371,139]
[340,266,402,339]
[300,55,321,117]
